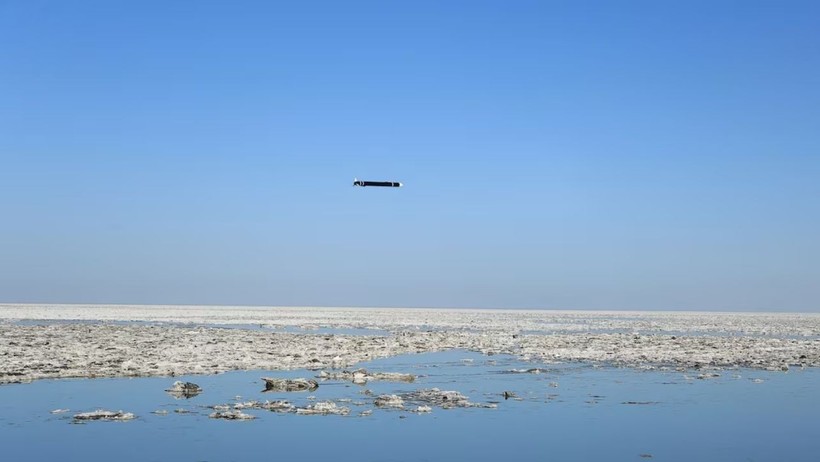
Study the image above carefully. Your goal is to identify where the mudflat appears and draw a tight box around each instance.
[1,304,818,384]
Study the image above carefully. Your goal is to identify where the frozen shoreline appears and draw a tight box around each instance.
[2,304,819,384]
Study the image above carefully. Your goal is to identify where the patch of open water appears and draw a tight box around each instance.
[0,350,818,461]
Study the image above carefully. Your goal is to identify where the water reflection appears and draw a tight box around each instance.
[0,350,818,461]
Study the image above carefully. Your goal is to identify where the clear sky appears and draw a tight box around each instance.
[1,1,818,311]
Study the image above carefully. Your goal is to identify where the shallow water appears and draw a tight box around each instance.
[1,350,818,462]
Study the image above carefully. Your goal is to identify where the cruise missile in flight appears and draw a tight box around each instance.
[353,178,403,187]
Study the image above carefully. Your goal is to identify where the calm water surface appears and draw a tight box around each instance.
[1,350,818,462]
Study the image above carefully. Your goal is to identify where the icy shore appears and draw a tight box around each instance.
[1,304,818,384]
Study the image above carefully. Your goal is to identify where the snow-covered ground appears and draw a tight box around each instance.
[2,304,818,384]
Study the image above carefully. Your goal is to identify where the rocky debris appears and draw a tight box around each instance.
[375,372,417,382]
[504,368,544,374]
[258,400,296,412]
[295,401,350,416]
[374,394,404,408]
[359,410,373,417]
[165,381,202,398]
[503,391,517,399]
[319,369,366,384]
[50,408,69,414]
[401,388,496,409]
[318,368,416,384]
[622,401,659,405]
[262,377,318,392]
[152,410,168,415]
[73,409,135,421]
[232,401,257,409]
[210,399,297,413]
[414,405,432,413]
[209,410,255,420]
[548,382,559,388]
[231,400,295,413]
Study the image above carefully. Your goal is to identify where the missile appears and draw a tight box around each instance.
[353,178,403,187]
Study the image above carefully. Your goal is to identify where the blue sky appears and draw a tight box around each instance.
[1,1,818,310]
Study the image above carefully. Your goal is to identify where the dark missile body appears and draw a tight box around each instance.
[353,179,403,187]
